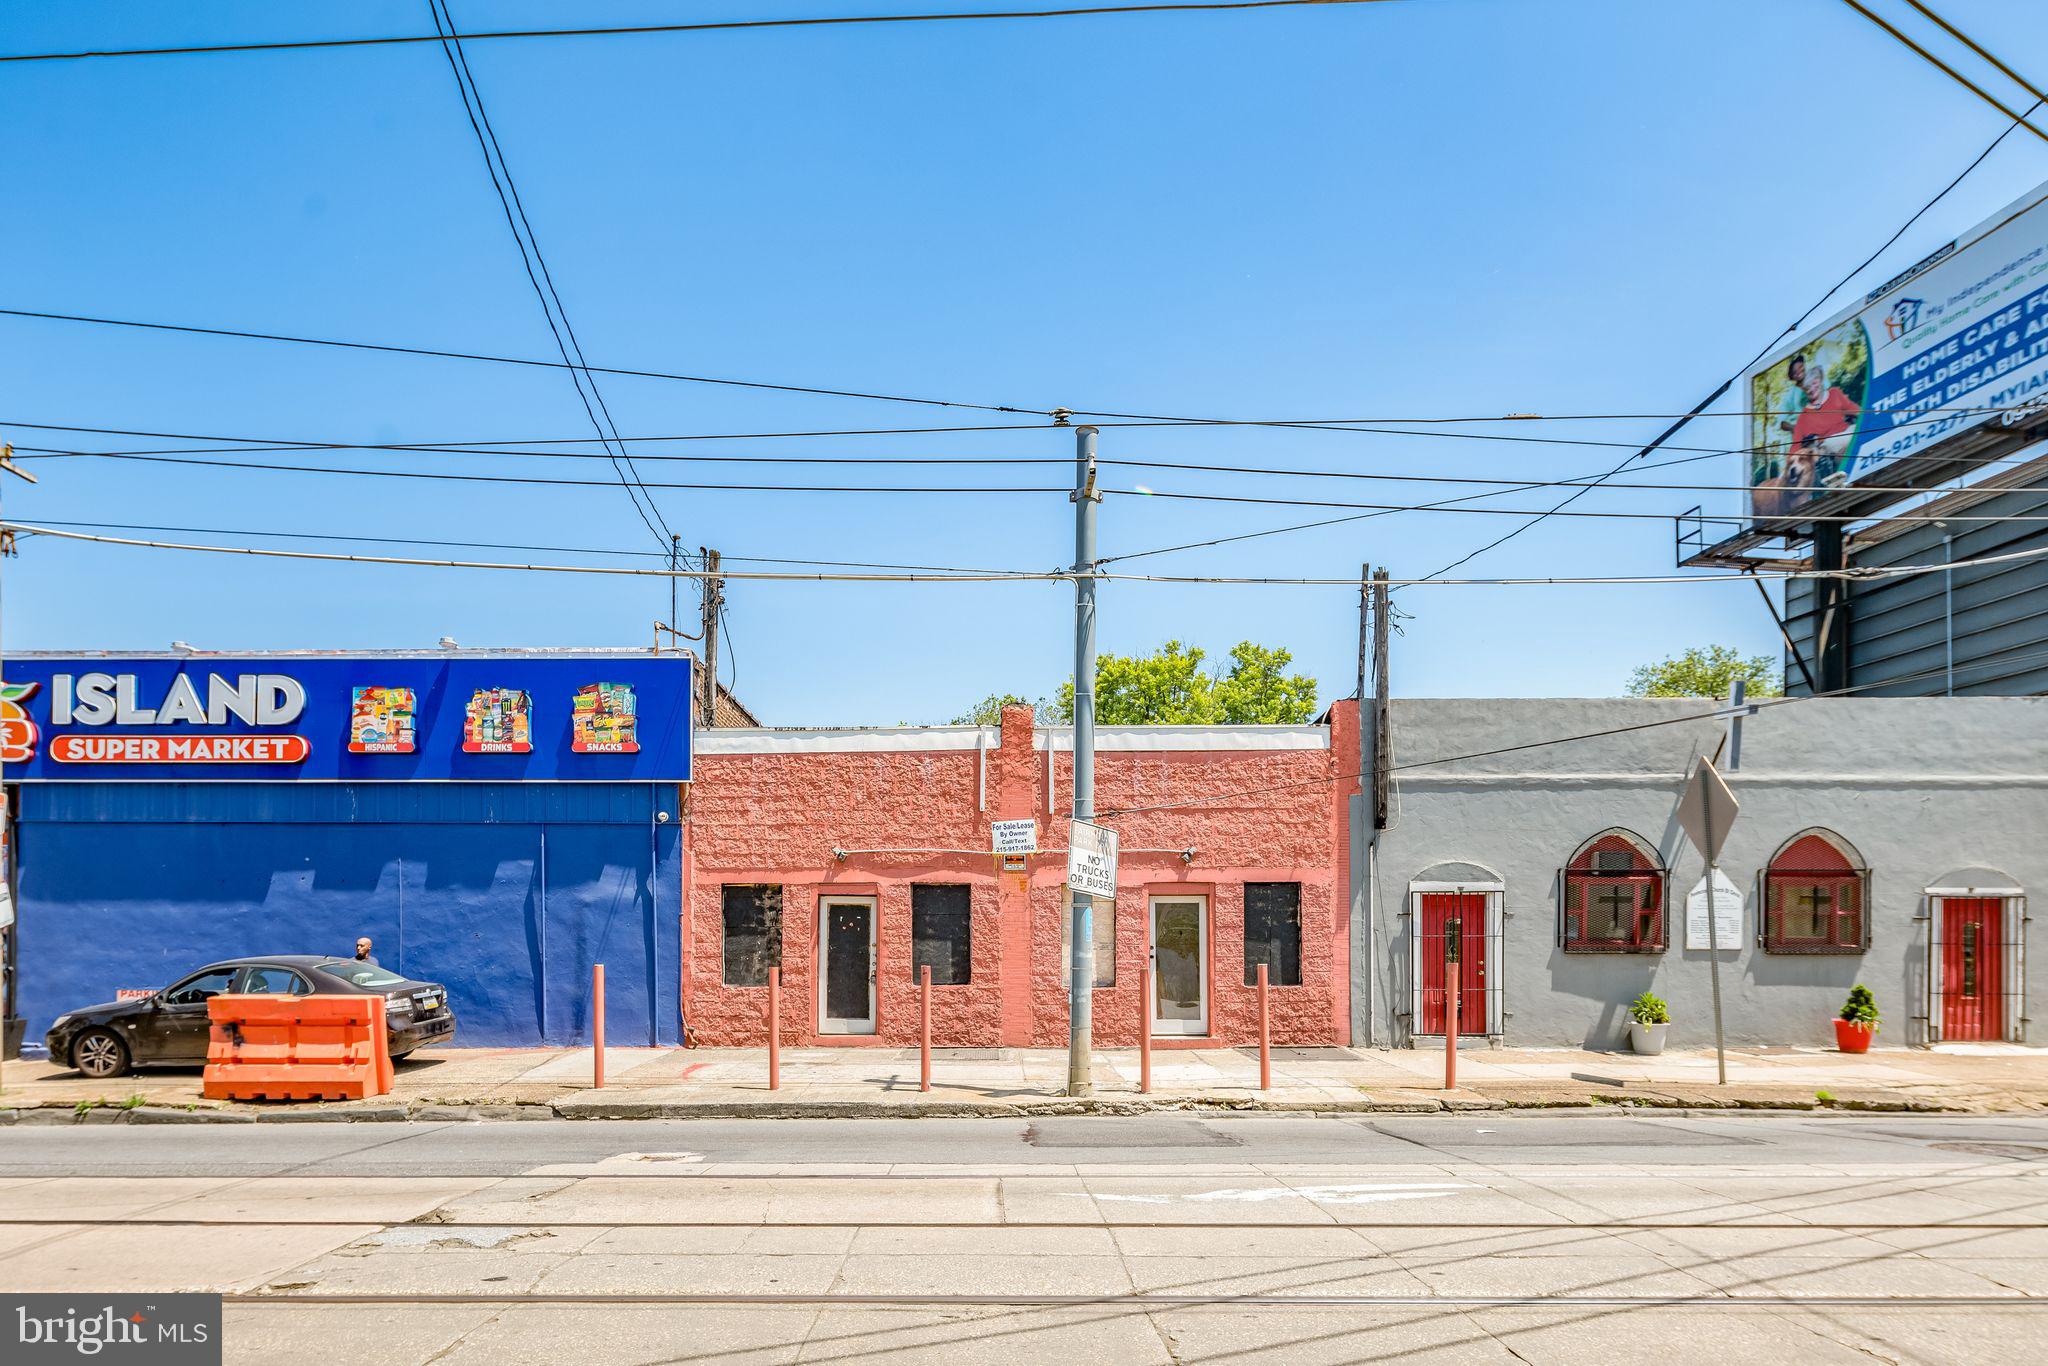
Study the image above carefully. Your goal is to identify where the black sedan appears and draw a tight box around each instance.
[46,956,457,1078]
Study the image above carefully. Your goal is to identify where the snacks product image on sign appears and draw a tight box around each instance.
[347,686,417,754]
[570,681,638,753]
[463,688,532,754]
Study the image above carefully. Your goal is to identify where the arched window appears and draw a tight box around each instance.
[1561,830,1665,953]
[1763,829,1869,954]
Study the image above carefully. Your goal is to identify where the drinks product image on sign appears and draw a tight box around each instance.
[1745,180,2048,526]
[347,686,416,754]
[463,688,532,754]
[571,681,638,753]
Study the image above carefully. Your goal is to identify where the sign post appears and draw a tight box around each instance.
[1443,917,1461,1091]
[1676,756,1741,1085]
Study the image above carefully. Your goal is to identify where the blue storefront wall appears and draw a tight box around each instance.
[14,782,682,1048]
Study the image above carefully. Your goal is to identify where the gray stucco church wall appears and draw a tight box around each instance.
[1355,697,2048,1049]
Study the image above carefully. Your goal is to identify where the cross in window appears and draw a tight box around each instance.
[1796,884,1832,937]
[1591,884,1635,940]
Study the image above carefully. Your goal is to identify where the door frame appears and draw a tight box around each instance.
[1926,886,2025,1043]
[816,894,879,1035]
[1408,881,1504,1041]
[1147,892,1209,1037]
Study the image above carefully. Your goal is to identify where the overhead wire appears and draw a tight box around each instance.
[1405,74,2048,584]
[426,0,672,552]
[0,1,1401,64]
[12,518,1030,575]
[11,518,2048,586]
[1841,0,2048,145]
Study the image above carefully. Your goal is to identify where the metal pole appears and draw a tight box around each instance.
[767,965,781,1091]
[1140,957,1153,1094]
[1067,425,1100,1098]
[1257,962,1271,1091]
[592,963,606,1089]
[1443,916,1459,1091]
[919,964,932,1093]
[1701,770,1728,1085]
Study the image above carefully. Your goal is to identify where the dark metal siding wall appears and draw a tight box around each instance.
[1784,481,2048,697]
[15,782,682,1049]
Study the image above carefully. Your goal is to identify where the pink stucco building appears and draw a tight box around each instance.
[681,702,1359,1047]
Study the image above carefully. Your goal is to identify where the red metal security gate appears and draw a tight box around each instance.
[1419,892,1486,1036]
[1940,897,2005,1041]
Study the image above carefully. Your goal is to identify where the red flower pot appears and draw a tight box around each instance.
[1834,1018,1875,1054]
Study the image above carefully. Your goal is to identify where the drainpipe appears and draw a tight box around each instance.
[1941,527,1955,696]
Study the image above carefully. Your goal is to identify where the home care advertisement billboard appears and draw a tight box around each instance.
[1747,181,2048,525]
[0,651,691,782]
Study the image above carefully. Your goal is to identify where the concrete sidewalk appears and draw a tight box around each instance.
[6,1040,2047,1121]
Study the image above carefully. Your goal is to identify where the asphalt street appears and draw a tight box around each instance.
[1,1114,2044,1363]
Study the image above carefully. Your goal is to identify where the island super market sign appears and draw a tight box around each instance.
[0,653,692,783]
[1746,180,2048,524]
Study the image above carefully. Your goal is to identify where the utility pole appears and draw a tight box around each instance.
[697,547,723,728]
[1370,568,1391,830]
[669,535,682,656]
[0,444,37,1049]
[1066,425,1100,1098]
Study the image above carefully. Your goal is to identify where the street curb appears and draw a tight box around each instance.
[0,1090,1976,1123]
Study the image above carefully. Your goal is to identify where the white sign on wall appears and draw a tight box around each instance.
[1065,819,1118,899]
[991,819,1038,856]
[1685,869,1745,952]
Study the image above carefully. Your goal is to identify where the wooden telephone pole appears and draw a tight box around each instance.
[697,547,723,727]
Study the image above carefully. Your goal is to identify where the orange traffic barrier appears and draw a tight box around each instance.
[202,994,394,1102]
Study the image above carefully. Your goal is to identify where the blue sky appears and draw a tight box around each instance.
[4,0,2046,723]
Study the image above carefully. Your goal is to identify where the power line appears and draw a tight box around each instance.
[1901,0,2048,114]
[426,0,672,552]
[1408,80,2048,585]
[26,446,2048,524]
[0,307,1051,416]
[1841,0,2048,145]
[13,517,2048,585]
[15,517,1029,575]
[0,1,1397,64]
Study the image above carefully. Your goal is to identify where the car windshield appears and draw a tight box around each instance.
[316,960,407,988]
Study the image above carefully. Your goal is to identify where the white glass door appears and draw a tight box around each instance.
[818,896,877,1034]
[1149,895,1208,1036]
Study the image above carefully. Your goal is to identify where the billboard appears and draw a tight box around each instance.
[0,651,691,783]
[1747,181,2048,524]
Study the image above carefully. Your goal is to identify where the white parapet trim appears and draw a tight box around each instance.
[1034,725,1329,752]
[696,726,998,755]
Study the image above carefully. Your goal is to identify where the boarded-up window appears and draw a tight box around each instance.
[722,884,782,985]
[911,884,972,985]
[1060,892,1116,987]
[1244,882,1303,986]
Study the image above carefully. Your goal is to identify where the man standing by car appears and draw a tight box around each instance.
[353,937,378,966]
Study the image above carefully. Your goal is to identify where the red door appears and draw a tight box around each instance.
[1941,898,2005,1041]
[1420,893,1486,1036]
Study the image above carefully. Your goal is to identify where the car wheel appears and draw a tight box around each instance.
[72,1028,131,1079]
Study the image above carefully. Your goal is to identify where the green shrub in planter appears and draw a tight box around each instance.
[1840,985,1880,1026]
[1629,991,1670,1026]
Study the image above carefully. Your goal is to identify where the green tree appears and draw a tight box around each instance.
[1051,640,1317,724]
[1626,646,1782,699]
[949,692,1051,726]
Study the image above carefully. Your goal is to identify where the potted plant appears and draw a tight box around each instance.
[1835,985,1879,1053]
[1627,990,1670,1055]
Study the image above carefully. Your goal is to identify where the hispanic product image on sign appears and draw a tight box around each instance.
[463,688,532,753]
[348,686,417,754]
[570,681,638,753]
